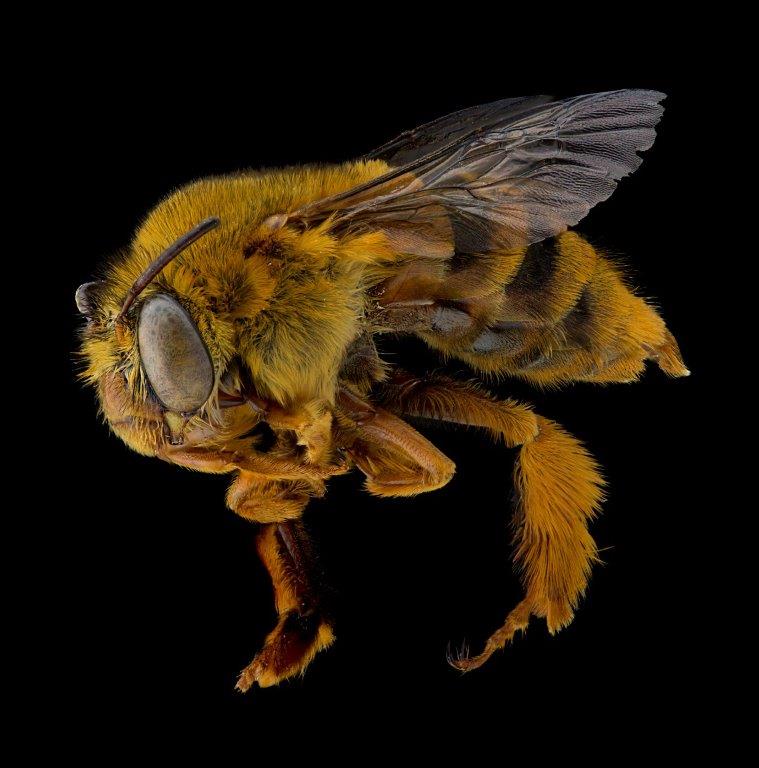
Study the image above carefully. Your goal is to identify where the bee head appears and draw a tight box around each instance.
[76,217,246,452]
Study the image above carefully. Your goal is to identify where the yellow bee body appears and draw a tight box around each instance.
[77,91,687,688]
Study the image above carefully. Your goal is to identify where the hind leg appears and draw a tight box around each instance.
[378,372,605,670]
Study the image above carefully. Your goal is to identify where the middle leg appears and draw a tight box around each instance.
[337,386,456,497]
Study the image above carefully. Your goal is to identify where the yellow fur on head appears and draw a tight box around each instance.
[78,160,395,453]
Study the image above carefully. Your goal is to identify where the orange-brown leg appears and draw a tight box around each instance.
[159,443,342,482]
[223,473,334,691]
[337,387,456,497]
[226,471,324,524]
[236,520,335,691]
[378,372,605,671]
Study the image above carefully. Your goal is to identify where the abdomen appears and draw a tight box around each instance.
[375,232,687,385]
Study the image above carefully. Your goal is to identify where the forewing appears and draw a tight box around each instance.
[364,94,553,166]
[292,90,666,255]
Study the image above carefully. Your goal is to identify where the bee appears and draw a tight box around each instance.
[76,90,688,691]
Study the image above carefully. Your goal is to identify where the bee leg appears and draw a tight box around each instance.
[346,438,455,497]
[377,372,604,671]
[338,387,455,497]
[236,520,334,692]
[226,471,322,524]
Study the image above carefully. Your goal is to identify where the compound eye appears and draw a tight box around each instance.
[137,294,214,413]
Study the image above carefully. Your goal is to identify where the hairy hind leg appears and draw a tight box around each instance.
[378,372,605,670]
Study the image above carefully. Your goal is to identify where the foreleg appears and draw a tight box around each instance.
[236,520,335,691]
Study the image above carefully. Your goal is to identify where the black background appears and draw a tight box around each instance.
[42,41,716,746]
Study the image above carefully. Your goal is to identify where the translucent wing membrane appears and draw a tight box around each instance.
[292,90,665,255]
[364,94,554,166]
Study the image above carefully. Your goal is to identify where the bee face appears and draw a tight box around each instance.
[75,216,234,453]
[75,291,216,452]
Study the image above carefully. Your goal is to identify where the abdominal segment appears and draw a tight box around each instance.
[378,232,687,385]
